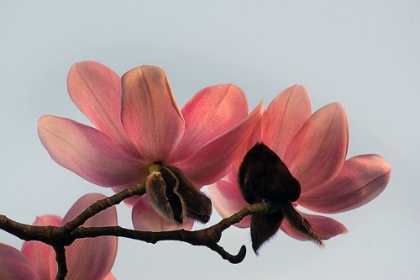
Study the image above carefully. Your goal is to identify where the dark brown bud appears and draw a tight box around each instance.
[238,142,301,203]
[280,200,324,247]
[238,142,323,254]
[250,205,284,254]
[146,165,212,225]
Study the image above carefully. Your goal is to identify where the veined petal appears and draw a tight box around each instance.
[208,179,251,228]
[176,102,264,186]
[231,116,263,178]
[299,154,391,213]
[284,103,348,192]
[262,85,312,159]
[67,61,136,154]
[280,211,348,241]
[121,66,185,162]
[132,195,194,231]
[38,115,147,187]
[21,215,62,280]
[61,193,118,280]
[0,243,39,280]
[211,116,261,189]
[171,84,248,162]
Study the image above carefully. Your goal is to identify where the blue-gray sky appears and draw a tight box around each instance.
[1,1,419,279]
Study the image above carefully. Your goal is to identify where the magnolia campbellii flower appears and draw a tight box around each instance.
[38,61,263,231]
[208,85,391,252]
[0,193,117,280]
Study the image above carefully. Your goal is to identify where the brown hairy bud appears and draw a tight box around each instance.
[250,205,284,255]
[146,165,212,225]
[280,200,324,247]
[238,142,323,254]
[146,171,184,224]
[238,142,301,203]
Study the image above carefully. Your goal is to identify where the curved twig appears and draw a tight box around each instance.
[208,244,247,264]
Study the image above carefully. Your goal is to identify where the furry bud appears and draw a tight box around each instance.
[238,142,322,254]
[238,142,301,203]
[146,165,212,225]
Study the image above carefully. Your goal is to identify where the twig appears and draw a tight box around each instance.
[0,215,62,244]
[61,183,146,234]
[53,246,67,280]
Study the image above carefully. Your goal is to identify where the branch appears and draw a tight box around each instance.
[0,183,147,245]
[67,200,280,263]
[0,184,281,275]
[61,183,146,234]
[0,215,61,244]
[53,246,67,280]
[0,183,147,279]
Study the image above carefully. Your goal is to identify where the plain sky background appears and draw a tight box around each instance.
[1,1,419,279]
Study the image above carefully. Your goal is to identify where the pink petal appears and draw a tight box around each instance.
[38,115,147,187]
[230,116,263,179]
[132,195,194,231]
[0,243,39,280]
[202,113,260,192]
[176,102,264,186]
[67,61,137,154]
[208,179,251,228]
[32,215,62,227]
[262,85,312,159]
[280,211,348,241]
[103,272,117,280]
[284,103,349,192]
[299,154,391,213]
[21,215,62,280]
[121,66,185,163]
[61,193,118,280]
[170,84,248,162]
[225,167,239,184]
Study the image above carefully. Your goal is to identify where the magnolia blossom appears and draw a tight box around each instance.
[38,61,262,231]
[0,193,117,280]
[209,85,391,244]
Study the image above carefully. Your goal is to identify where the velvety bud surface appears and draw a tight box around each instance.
[146,165,212,225]
[238,142,301,204]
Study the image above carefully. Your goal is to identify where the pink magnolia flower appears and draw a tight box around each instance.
[208,85,391,247]
[0,193,117,280]
[38,61,262,231]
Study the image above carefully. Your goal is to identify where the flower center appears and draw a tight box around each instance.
[147,162,162,174]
